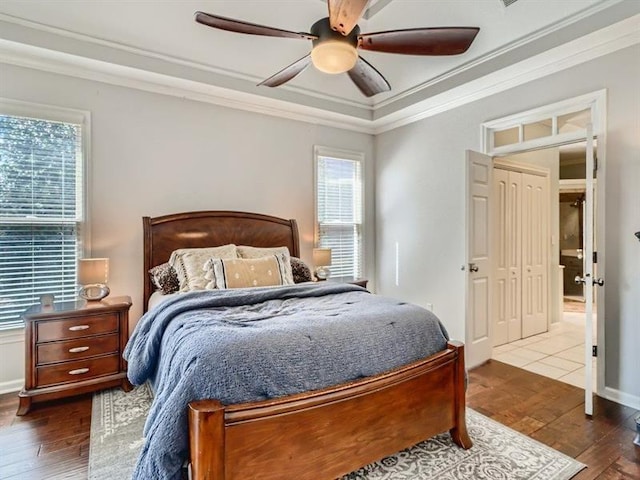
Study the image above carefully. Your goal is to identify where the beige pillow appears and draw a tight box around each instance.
[237,245,291,259]
[169,244,238,291]
[204,254,294,289]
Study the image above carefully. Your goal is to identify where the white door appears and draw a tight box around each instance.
[492,168,509,346]
[580,125,598,416]
[465,150,492,367]
[507,171,523,342]
[492,169,523,345]
[521,172,549,338]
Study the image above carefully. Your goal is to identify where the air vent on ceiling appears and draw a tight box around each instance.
[501,0,519,6]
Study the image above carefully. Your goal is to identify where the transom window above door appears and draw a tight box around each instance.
[482,91,604,156]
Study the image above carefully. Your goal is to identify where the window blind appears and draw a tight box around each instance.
[0,114,83,328]
[316,154,363,278]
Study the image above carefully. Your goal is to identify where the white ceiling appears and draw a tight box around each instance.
[0,0,637,123]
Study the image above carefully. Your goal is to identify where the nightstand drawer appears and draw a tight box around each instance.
[36,354,120,388]
[36,314,118,342]
[37,334,119,365]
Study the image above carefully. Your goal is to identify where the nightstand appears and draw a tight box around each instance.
[17,296,132,415]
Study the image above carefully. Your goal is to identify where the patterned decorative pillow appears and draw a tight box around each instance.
[204,254,294,289]
[169,244,238,291]
[290,257,313,283]
[148,262,179,294]
[237,245,291,259]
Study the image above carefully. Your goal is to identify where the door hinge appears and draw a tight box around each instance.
[592,345,598,357]
[594,156,598,173]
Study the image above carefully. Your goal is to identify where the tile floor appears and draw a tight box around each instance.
[491,306,597,390]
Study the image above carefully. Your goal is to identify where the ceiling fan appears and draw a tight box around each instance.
[195,0,479,97]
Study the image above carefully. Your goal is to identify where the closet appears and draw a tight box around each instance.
[492,161,549,346]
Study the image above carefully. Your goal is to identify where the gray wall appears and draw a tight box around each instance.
[0,63,375,390]
[375,45,640,402]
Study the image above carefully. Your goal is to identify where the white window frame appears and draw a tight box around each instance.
[481,90,606,156]
[313,145,365,280]
[0,98,91,330]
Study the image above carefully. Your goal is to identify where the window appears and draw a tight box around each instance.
[314,146,363,279]
[482,91,603,156]
[0,101,87,328]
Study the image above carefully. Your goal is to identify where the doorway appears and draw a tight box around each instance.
[467,90,606,415]
[490,143,597,392]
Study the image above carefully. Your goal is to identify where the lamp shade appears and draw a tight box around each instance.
[78,258,109,285]
[313,248,332,267]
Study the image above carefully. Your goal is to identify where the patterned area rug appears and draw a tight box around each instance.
[89,386,585,480]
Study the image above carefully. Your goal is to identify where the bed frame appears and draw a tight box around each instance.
[142,210,471,480]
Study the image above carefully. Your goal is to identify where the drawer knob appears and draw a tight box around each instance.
[68,325,90,331]
[68,346,90,353]
[68,368,90,375]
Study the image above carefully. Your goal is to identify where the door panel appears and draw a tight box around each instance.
[507,171,523,342]
[583,124,596,416]
[466,150,492,367]
[492,169,508,346]
[522,173,548,338]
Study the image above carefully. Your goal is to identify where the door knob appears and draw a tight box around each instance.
[593,277,604,286]
[469,263,479,273]
[574,275,586,285]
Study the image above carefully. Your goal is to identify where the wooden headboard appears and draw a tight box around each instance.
[143,211,300,312]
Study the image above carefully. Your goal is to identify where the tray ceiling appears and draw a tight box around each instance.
[0,0,637,126]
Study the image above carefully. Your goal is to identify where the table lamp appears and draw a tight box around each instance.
[313,248,332,280]
[78,258,110,301]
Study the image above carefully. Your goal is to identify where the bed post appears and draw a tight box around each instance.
[189,400,226,480]
[447,340,473,449]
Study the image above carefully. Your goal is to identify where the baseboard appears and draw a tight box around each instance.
[601,386,640,410]
[0,379,23,395]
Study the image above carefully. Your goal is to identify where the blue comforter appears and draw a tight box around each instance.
[123,283,449,480]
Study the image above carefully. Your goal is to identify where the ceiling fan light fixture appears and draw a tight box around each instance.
[311,41,358,74]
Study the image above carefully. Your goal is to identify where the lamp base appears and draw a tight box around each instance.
[79,284,110,301]
[315,267,331,281]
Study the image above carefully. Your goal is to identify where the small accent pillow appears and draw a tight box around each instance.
[169,244,238,291]
[204,254,294,289]
[290,257,313,283]
[148,262,179,295]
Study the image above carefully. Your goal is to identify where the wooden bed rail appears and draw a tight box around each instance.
[188,341,471,480]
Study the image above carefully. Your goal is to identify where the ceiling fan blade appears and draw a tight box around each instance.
[348,56,390,97]
[358,27,480,55]
[258,54,312,88]
[328,0,369,36]
[195,12,317,40]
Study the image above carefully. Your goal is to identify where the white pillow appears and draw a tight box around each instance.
[237,245,291,259]
[169,244,238,291]
[204,254,294,289]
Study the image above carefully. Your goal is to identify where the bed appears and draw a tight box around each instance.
[134,210,471,480]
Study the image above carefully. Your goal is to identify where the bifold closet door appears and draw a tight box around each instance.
[492,169,522,346]
[521,172,549,338]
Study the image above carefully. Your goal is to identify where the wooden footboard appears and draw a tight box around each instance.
[188,340,471,480]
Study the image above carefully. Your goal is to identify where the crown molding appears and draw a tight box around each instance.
[0,12,638,135]
[374,0,628,110]
[371,14,640,134]
[0,12,373,113]
[0,38,376,134]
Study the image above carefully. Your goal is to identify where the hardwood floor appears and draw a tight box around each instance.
[467,361,639,480]
[0,360,638,479]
